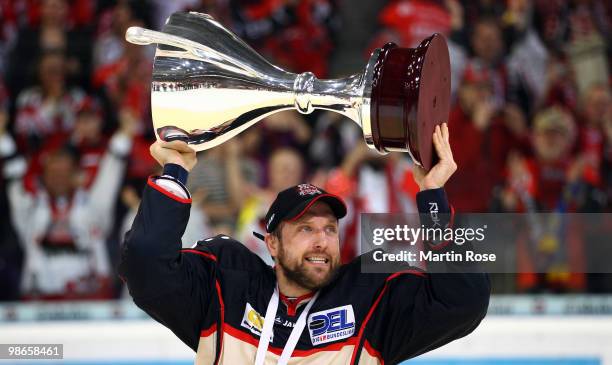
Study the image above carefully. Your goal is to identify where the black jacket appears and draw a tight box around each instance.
[119,177,490,365]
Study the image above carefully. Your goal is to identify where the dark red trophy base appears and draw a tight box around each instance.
[370,34,451,171]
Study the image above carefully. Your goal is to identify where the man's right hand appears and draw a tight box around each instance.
[412,123,457,191]
[150,140,197,172]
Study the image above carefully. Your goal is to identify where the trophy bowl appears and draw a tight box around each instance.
[126,11,450,170]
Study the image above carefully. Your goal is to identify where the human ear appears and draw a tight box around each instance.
[265,233,278,259]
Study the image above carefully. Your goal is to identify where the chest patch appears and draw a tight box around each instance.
[307,305,355,345]
[241,303,273,341]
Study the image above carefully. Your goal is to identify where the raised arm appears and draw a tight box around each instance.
[86,131,132,237]
[369,123,490,363]
[119,140,217,351]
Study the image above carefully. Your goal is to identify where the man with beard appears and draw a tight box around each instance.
[119,123,490,365]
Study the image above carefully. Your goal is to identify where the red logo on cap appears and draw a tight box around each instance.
[297,184,321,196]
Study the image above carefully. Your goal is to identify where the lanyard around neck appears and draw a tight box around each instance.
[254,285,319,365]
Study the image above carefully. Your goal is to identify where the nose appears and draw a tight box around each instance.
[313,229,329,251]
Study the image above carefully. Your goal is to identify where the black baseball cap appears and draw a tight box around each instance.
[253,184,347,241]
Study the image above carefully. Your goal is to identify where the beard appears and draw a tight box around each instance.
[277,245,340,291]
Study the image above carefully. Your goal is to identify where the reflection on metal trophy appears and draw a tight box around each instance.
[126,11,450,170]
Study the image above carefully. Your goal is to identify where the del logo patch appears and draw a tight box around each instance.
[241,303,273,341]
[307,305,355,346]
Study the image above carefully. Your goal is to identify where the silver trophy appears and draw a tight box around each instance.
[126,11,450,170]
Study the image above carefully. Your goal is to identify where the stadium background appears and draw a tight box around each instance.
[0,0,611,364]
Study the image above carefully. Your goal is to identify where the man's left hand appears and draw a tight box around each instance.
[413,122,457,191]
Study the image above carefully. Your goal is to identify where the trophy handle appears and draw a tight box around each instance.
[126,26,262,79]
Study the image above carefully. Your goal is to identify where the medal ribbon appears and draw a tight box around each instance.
[254,285,319,365]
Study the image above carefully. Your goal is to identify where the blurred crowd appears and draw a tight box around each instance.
[0,0,610,301]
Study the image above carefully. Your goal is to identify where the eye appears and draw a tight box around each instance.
[300,225,313,233]
[325,225,338,234]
